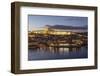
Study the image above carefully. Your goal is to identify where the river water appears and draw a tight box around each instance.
[28,46,88,61]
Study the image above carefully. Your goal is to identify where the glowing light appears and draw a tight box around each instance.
[31,27,73,35]
[67,32,71,35]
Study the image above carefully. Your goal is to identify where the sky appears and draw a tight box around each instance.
[28,15,88,31]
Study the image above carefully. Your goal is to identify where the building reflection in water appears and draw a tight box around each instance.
[28,45,88,60]
[29,46,82,55]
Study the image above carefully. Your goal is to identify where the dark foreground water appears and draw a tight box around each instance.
[28,46,88,61]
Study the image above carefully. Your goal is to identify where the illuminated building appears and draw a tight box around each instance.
[29,25,87,35]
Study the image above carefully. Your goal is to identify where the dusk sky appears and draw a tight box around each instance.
[28,15,88,31]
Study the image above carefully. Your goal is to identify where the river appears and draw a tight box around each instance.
[28,46,88,60]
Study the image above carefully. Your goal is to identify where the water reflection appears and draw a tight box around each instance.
[28,46,88,60]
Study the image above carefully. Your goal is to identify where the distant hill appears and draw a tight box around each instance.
[45,25,87,30]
